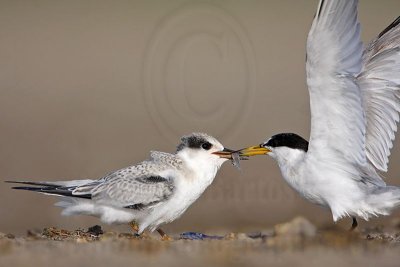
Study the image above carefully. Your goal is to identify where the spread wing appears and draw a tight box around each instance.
[306,0,366,165]
[358,16,400,172]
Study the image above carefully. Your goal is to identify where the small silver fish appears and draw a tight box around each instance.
[231,152,242,170]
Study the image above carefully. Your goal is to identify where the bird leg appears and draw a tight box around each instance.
[350,217,358,231]
[129,221,140,234]
[156,228,173,241]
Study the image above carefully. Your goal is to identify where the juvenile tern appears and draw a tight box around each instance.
[239,0,400,229]
[7,133,234,239]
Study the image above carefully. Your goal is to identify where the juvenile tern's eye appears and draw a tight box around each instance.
[201,142,212,150]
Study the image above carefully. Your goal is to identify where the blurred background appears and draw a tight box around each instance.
[1,0,400,235]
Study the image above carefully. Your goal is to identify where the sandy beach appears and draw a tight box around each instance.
[1,217,400,267]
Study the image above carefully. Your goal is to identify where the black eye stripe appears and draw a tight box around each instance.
[176,134,214,151]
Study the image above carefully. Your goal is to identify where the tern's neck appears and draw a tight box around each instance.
[271,147,306,171]
[271,148,309,199]
[177,151,221,184]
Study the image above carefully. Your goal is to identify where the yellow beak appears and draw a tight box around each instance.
[238,145,271,157]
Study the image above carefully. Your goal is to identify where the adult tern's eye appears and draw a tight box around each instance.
[201,142,212,150]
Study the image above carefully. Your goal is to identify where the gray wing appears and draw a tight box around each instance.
[8,176,174,207]
[73,172,175,209]
[358,16,400,172]
[9,152,180,208]
[72,152,180,209]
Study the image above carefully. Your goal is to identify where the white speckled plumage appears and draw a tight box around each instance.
[9,133,231,233]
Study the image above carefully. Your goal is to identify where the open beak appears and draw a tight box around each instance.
[238,145,271,157]
[212,148,235,159]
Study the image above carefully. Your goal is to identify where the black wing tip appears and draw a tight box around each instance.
[4,180,59,187]
[4,181,37,185]
[9,184,92,199]
[378,16,400,38]
[11,186,41,191]
[5,180,35,185]
[317,0,325,19]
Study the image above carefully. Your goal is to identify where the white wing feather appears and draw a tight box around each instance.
[306,0,365,165]
[358,17,400,172]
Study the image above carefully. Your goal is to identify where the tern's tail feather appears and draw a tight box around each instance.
[6,180,95,199]
[366,186,400,216]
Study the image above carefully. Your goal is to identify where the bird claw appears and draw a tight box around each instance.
[129,221,139,233]
[160,234,174,241]
[349,217,358,232]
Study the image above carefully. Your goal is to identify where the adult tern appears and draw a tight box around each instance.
[239,0,400,229]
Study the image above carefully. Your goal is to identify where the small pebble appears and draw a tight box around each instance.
[87,225,103,236]
[274,217,317,237]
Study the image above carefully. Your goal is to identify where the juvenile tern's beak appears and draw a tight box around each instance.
[212,148,235,159]
[238,145,271,157]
